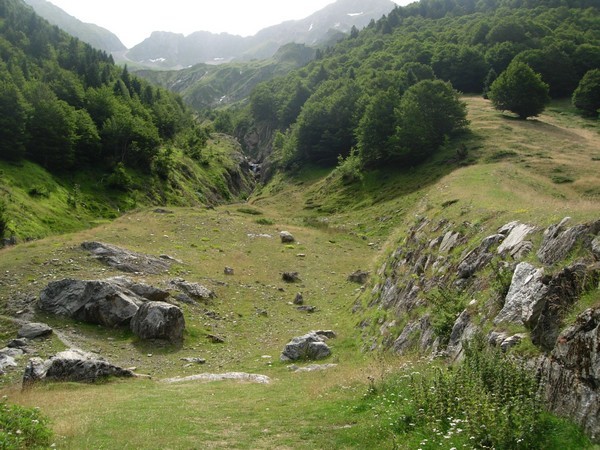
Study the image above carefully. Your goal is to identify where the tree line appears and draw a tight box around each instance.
[0,0,207,174]
[228,0,599,171]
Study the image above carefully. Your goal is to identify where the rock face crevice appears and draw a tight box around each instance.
[361,216,600,441]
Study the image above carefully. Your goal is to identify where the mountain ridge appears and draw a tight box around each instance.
[22,0,126,53]
[125,0,397,69]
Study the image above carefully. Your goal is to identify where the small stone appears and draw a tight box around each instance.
[224,267,234,276]
[282,272,300,283]
[297,306,317,313]
[207,334,225,344]
[293,293,304,305]
[280,231,295,243]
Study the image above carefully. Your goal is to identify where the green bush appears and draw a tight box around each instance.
[0,398,53,449]
[411,337,542,449]
[572,69,600,117]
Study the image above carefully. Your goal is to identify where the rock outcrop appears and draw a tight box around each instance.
[539,307,600,441]
[362,216,600,441]
[23,349,134,385]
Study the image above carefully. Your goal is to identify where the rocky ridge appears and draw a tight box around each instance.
[361,216,600,441]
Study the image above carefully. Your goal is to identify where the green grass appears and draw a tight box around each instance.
[0,97,599,448]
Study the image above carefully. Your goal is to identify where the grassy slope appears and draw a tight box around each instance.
[0,134,251,241]
[0,98,598,448]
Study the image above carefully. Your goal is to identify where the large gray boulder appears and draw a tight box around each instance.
[38,277,169,328]
[81,241,171,274]
[130,301,185,342]
[280,332,332,362]
[23,349,134,385]
[494,262,547,326]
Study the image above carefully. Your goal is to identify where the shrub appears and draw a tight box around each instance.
[411,337,543,449]
[0,398,53,448]
[107,162,132,191]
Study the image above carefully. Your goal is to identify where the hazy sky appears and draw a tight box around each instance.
[48,0,411,48]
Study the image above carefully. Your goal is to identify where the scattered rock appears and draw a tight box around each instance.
[494,262,547,326]
[256,309,268,317]
[247,233,272,239]
[297,306,317,313]
[81,241,171,274]
[17,323,52,340]
[282,272,300,283]
[293,293,304,305]
[314,330,337,339]
[280,231,295,243]
[348,270,370,284]
[207,334,225,344]
[130,301,185,343]
[288,364,338,372]
[280,332,332,362]
[181,357,206,365]
[23,349,134,385]
[224,267,234,276]
[168,279,215,302]
[153,208,173,214]
[162,372,271,384]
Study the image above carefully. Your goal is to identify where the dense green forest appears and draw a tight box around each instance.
[0,0,206,173]
[229,0,599,170]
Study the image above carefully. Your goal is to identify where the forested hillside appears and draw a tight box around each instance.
[0,0,252,241]
[233,0,599,170]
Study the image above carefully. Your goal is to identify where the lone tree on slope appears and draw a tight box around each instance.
[488,61,549,119]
